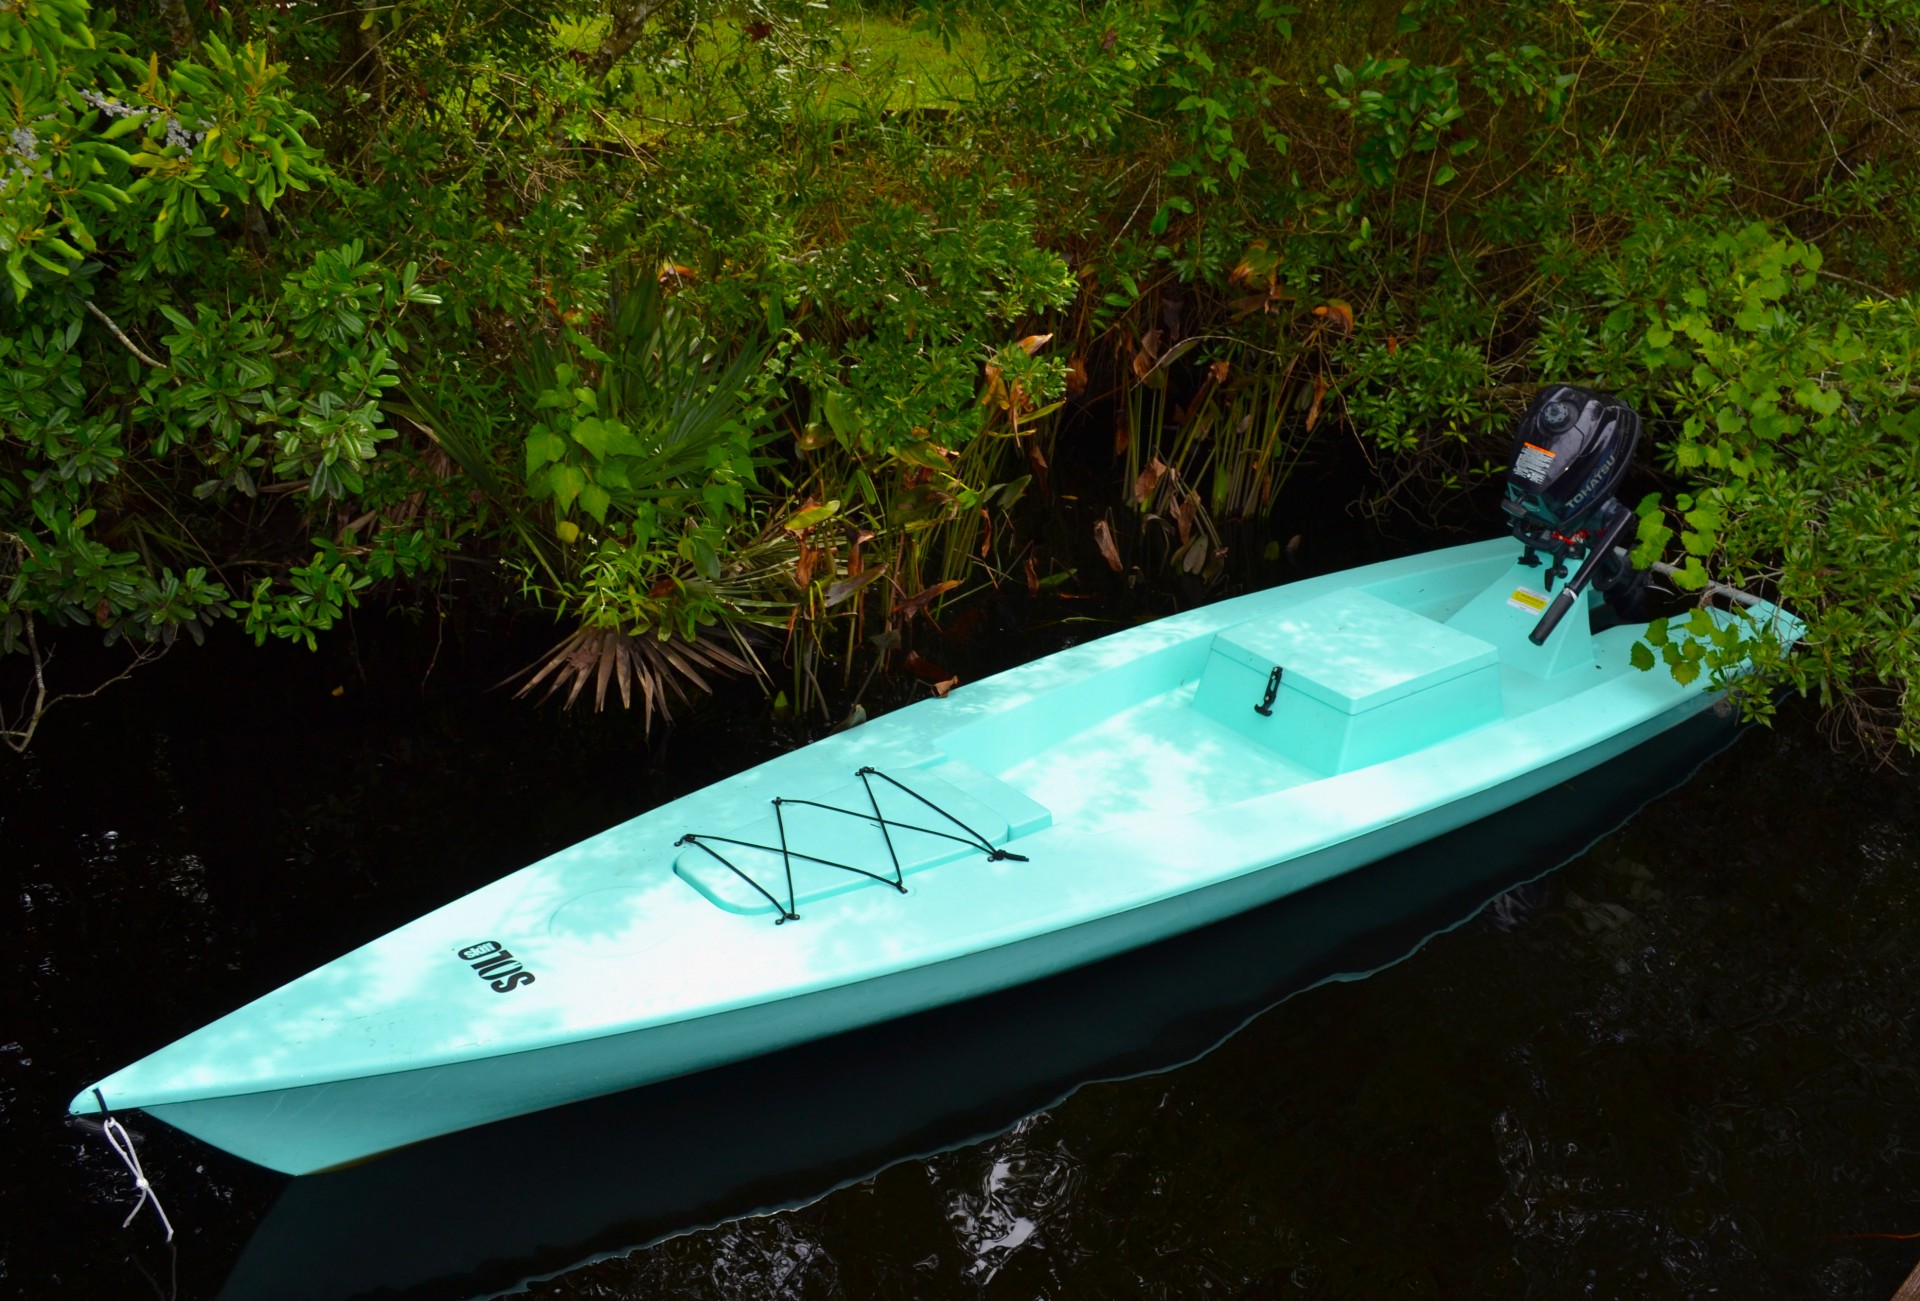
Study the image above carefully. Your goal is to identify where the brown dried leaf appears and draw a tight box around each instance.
[1026,438,1049,493]
[1133,456,1167,505]
[1016,333,1053,356]
[896,579,962,620]
[1209,360,1231,385]
[1065,354,1089,395]
[1312,299,1355,334]
[594,632,617,711]
[905,649,952,682]
[1305,374,1330,432]
[1175,491,1199,546]
[638,651,657,729]
[823,564,886,608]
[1093,518,1123,572]
[1229,239,1280,288]
[1024,554,1040,597]
[931,677,960,698]
[982,361,1007,408]
[654,640,712,696]
[1130,329,1164,383]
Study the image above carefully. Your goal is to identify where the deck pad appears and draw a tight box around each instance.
[674,767,1041,915]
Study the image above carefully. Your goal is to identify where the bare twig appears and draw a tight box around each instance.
[1,618,169,754]
[84,302,166,369]
[1669,5,1827,131]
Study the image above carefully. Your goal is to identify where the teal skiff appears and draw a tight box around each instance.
[70,536,1798,1174]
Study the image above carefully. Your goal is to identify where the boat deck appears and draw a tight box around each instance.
[992,573,1644,835]
[1003,682,1317,832]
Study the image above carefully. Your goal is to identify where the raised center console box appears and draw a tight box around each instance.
[1192,589,1501,774]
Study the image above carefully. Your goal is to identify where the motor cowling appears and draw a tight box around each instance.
[1500,386,1647,642]
[1503,386,1639,538]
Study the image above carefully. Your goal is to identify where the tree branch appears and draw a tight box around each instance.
[84,301,166,369]
[1,618,170,755]
[1669,5,1828,131]
[590,0,673,78]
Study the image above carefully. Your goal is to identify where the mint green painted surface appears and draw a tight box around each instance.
[1193,589,1505,773]
[1446,559,1601,678]
[672,766,1050,915]
[70,540,1802,1174]
[1213,589,1500,712]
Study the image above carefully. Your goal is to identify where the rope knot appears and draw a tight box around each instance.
[96,1109,174,1242]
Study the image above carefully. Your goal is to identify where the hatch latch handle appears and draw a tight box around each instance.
[1254,664,1284,716]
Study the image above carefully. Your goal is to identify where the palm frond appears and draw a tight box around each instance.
[505,621,764,735]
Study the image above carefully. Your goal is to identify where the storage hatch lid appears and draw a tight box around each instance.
[1212,589,1497,715]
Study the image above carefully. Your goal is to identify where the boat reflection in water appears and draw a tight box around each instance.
[220,707,1739,1301]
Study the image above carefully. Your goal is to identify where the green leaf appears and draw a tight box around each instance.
[1629,641,1656,672]
[783,499,841,533]
[822,392,860,439]
[571,415,609,459]
[687,535,720,580]
[1671,558,1710,591]
[598,419,642,457]
[525,429,566,472]
[548,463,585,512]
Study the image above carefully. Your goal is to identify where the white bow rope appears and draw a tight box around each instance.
[99,1112,175,1243]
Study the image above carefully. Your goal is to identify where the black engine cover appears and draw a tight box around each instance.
[1503,385,1640,536]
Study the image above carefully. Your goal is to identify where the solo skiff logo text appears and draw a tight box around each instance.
[456,941,537,992]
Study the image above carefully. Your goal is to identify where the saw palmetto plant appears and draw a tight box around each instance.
[400,274,789,728]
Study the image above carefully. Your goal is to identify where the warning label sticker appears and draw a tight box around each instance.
[1507,587,1549,614]
[1513,442,1557,484]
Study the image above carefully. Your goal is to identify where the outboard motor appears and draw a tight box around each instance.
[1500,386,1643,645]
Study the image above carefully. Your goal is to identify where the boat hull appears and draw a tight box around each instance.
[219,706,1748,1301]
[145,689,1720,1175]
[74,538,1798,1175]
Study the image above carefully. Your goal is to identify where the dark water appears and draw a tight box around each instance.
[4,603,1919,1299]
